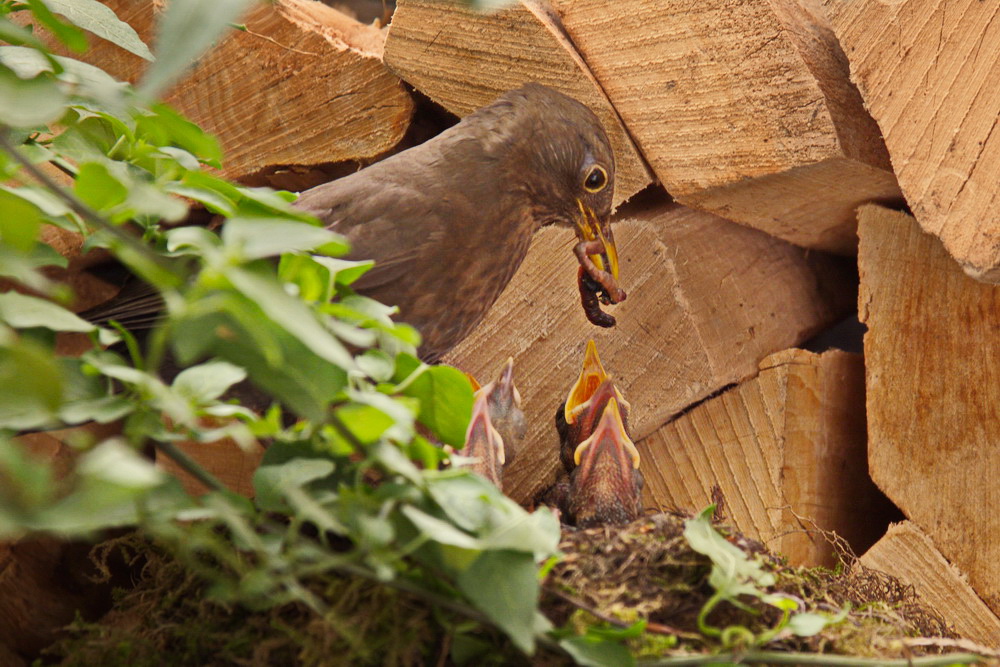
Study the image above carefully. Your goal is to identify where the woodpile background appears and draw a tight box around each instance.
[6,0,1000,655]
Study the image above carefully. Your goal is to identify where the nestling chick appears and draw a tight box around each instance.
[456,391,506,489]
[482,357,527,466]
[566,397,644,527]
[556,339,630,473]
[453,358,526,491]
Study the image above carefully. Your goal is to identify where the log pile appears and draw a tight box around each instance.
[7,0,1000,656]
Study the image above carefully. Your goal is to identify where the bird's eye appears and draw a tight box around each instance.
[583,165,608,193]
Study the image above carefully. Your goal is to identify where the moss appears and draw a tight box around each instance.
[49,514,962,665]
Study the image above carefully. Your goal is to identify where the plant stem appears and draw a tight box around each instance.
[331,560,567,657]
[152,439,229,493]
[0,127,179,283]
[638,651,984,666]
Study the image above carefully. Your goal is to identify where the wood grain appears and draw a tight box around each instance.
[639,348,890,567]
[551,0,901,253]
[861,521,1000,646]
[383,0,652,208]
[859,204,1000,615]
[826,0,1000,280]
[445,200,856,504]
[62,0,414,181]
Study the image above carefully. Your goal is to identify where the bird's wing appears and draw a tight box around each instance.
[293,169,451,294]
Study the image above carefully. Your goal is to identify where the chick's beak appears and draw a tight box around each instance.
[573,397,640,471]
[459,393,506,488]
[495,356,520,408]
[564,339,608,424]
[575,200,619,281]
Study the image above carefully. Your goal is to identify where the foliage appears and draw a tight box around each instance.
[0,0,560,660]
[683,506,848,648]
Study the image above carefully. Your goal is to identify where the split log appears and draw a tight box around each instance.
[383,0,652,208]
[859,204,1000,616]
[550,0,902,254]
[0,423,123,662]
[445,199,856,504]
[156,438,264,497]
[638,348,891,568]
[860,521,1000,646]
[825,0,1000,281]
[60,0,414,182]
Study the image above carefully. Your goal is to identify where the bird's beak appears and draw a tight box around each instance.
[495,356,521,408]
[575,200,620,281]
[461,392,506,467]
[466,372,482,394]
[564,339,608,423]
[572,397,641,472]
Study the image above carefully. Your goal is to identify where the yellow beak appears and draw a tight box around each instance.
[575,200,620,281]
[564,339,608,423]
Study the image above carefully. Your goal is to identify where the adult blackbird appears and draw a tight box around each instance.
[85,83,625,364]
[294,82,625,361]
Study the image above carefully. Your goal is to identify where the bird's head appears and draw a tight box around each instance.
[567,397,644,528]
[457,390,506,489]
[480,357,527,465]
[499,83,619,284]
[557,340,630,472]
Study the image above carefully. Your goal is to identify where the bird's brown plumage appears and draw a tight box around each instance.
[294,83,621,361]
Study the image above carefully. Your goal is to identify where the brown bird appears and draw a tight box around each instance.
[294,82,625,361]
[480,357,527,466]
[453,357,526,490]
[457,390,506,488]
[556,339,630,473]
[565,397,644,527]
[84,83,625,366]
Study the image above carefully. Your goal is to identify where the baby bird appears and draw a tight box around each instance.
[454,358,527,491]
[546,340,643,527]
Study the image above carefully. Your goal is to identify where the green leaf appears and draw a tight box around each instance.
[401,505,480,550]
[139,0,256,98]
[357,349,394,383]
[253,457,335,513]
[0,47,127,111]
[333,402,396,445]
[226,266,355,370]
[165,182,235,216]
[78,437,165,488]
[0,435,56,510]
[28,0,88,53]
[684,505,776,599]
[169,300,346,421]
[0,291,95,332]
[41,0,154,61]
[0,188,42,252]
[0,18,50,51]
[135,103,222,167]
[0,65,66,127]
[222,217,348,260]
[311,256,374,287]
[0,338,63,429]
[172,359,247,404]
[457,550,539,654]
[560,636,635,667]
[73,162,128,211]
[392,354,474,447]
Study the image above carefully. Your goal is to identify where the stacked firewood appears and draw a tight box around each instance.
[7,0,1000,653]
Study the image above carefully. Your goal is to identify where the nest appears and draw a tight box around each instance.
[47,514,960,666]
